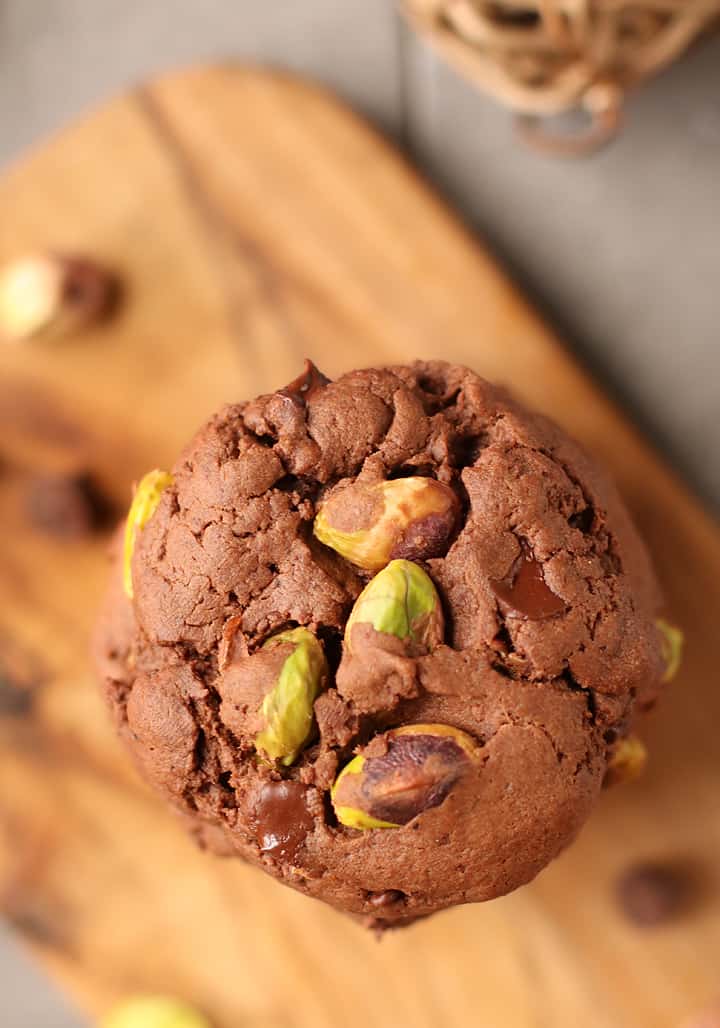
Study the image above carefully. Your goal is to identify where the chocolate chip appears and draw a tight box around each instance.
[615,862,689,926]
[0,673,34,716]
[279,360,329,405]
[59,256,120,323]
[25,472,111,539]
[487,3,539,27]
[491,552,566,620]
[254,781,314,863]
[0,643,43,717]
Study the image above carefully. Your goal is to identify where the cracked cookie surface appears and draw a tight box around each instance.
[94,360,666,926]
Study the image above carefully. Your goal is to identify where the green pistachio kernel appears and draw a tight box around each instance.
[656,618,683,683]
[255,627,328,765]
[123,469,173,599]
[100,995,211,1028]
[332,723,480,829]
[344,559,444,655]
[313,476,458,571]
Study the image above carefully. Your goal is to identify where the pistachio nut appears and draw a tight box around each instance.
[100,995,211,1028]
[331,723,479,829]
[123,469,174,599]
[314,476,459,570]
[255,627,328,765]
[603,734,647,788]
[344,559,444,656]
[656,618,683,683]
[0,253,115,343]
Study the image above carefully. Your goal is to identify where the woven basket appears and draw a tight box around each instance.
[402,0,720,153]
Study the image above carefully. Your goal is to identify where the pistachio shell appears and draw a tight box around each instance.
[344,559,444,655]
[255,627,328,765]
[123,469,174,599]
[314,476,458,570]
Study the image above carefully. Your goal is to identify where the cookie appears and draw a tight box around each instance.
[94,361,669,926]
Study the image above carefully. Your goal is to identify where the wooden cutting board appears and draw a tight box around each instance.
[0,66,718,1028]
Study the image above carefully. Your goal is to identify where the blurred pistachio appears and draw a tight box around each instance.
[0,253,115,343]
[123,469,173,599]
[604,734,647,788]
[656,618,683,683]
[100,995,211,1028]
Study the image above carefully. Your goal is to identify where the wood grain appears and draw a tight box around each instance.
[0,65,718,1028]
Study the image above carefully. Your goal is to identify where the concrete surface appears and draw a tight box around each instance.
[0,2,718,1025]
[402,27,720,508]
[0,921,87,1027]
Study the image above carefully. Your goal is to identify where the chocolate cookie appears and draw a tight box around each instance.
[94,361,674,927]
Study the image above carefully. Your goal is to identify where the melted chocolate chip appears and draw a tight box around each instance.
[368,889,406,908]
[491,553,566,620]
[254,781,314,863]
[280,360,329,405]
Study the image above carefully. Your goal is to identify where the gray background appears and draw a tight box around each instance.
[0,2,718,1025]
